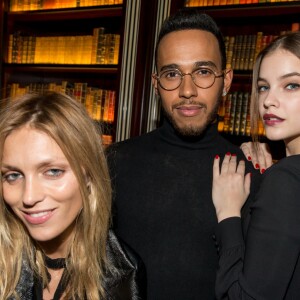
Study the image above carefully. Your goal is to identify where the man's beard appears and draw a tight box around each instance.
[162,97,221,137]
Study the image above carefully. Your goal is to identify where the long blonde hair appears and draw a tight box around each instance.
[0,92,112,299]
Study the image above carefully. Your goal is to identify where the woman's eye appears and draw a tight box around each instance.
[258,85,269,93]
[286,83,300,90]
[2,172,22,183]
[45,169,64,178]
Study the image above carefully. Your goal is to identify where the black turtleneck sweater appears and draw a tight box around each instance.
[107,119,260,300]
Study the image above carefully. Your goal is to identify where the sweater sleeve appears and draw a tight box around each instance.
[214,217,248,299]
[215,162,300,300]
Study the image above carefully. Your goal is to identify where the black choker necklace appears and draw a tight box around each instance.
[44,256,66,269]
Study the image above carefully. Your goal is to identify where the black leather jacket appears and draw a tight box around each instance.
[10,230,146,299]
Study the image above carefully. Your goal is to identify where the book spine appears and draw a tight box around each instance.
[226,36,235,69]
[247,34,257,70]
[254,31,263,62]
[228,91,237,135]
[238,35,248,71]
[113,34,120,64]
[94,28,106,64]
[239,92,249,136]
[7,34,13,63]
[96,89,104,121]
[105,34,115,64]
[102,90,109,122]
[107,90,116,123]
[217,94,226,132]
[100,90,107,121]
[85,87,93,118]
[223,94,232,134]
[232,35,242,70]
[233,91,243,135]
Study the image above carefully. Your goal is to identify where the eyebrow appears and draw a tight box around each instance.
[281,72,300,79]
[194,61,218,69]
[1,161,20,168]
[159,61,218,73]
[258,72,300,82]
[1,159,68,171]
[1,165,24,180]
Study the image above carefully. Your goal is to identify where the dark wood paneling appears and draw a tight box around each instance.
[130,0,159,137]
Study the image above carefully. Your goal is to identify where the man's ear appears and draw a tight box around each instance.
[152,73,159,95]
[223,68,233,95]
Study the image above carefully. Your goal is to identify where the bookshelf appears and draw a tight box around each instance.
[167,0,300,159]
[0,1,127,145]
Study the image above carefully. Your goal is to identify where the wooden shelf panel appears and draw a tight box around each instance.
[195,2,300,18]
[3,64,118,74]
[7,5,123,22]
[2,64,120,92]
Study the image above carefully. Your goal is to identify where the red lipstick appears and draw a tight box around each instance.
[263,114,284,126]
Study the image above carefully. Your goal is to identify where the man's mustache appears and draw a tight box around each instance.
[172,100,207,111]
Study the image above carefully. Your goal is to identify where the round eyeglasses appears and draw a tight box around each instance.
[154,68,225,91]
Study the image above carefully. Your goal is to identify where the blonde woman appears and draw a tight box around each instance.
[0,92,145,299]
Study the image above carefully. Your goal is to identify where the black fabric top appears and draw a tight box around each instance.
[107,118,260,300]
[12,230,145,300]
[34,256,67,300]
[34,266,67,300]
[215,155,300,300]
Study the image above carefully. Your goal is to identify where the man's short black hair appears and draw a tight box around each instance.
[155,8,226,70]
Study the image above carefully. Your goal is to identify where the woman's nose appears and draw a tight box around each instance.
[263,89,279,108]
[22,176,44,206]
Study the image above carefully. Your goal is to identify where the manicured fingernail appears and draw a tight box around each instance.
[215,155,219,159]
[248,156,252,161]
[255,163,260,169]
[231,153,237,157]
[226,152,231,156]
[261,168,265,174]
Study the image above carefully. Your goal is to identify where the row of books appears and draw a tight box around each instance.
[7,28,120,65]
[218,91,265,136]
[185,0,298,5]
[225,25,299,70]
[6,81,116,124]
[91,27,120,65]
[225,32,273,71]
[10,0,123,11]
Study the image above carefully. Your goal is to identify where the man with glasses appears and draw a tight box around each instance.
[107,8,260,300]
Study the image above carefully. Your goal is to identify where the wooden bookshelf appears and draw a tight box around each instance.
[0,1,126,144]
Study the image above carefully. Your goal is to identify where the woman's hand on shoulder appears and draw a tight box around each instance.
[212,153,251,223]
[240,142,273,174]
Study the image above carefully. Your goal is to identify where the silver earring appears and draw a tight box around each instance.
[222,91,227,96]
